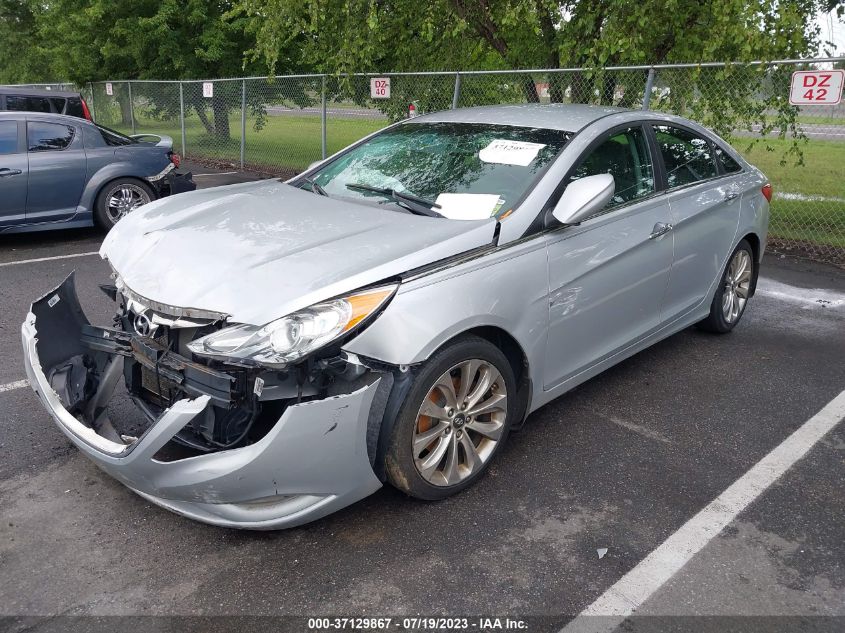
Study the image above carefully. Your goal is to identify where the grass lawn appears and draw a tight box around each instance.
[796,115,845,126]
[110,112,387,172]
[736,138,844,248]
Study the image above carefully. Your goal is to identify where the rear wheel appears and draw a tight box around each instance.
[697,239,754,333]
[385,336,516,501]
[95,178,155,228]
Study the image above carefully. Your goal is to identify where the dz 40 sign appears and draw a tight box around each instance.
[789,70,844,105]
[370,77,390,99]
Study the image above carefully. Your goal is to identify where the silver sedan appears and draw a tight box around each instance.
[22,104,770,528]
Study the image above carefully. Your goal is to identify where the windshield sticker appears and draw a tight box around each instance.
[479,139,546,166]
[434,193,502,220]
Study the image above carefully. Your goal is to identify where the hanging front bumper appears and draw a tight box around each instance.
[20,274,383,530]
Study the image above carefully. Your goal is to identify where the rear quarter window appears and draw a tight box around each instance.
[715,146,742,174]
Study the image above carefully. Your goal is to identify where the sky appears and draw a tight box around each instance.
[816,7,845,56]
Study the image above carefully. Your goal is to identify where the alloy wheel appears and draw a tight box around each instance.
[722,249,752,323]
[412,359,508,487]
[106,184,151,223]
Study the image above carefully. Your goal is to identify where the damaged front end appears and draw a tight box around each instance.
[21,273,391,529]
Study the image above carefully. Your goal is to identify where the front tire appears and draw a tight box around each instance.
[94,178,155,229]
[385,336,517,501]
[697,239,754,333]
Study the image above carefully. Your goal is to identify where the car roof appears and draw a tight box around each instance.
[0,86,81,98]
[410,103,631,133]
[0,110,91,126]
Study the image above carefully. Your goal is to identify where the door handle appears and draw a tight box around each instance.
[724,190,740,201]
[649,222,673,239]
[0,168,23,177]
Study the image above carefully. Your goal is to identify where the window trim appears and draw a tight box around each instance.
[26,120,77,153]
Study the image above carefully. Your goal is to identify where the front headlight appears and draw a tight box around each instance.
[186,284,397,367]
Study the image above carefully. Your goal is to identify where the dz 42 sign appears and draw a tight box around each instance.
[370,77,390,99]
[789,70,844,105]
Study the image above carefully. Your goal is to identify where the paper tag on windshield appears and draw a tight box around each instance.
[434,193,501,220]
[479,139,546,167]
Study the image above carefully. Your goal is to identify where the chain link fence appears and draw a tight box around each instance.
[24,58,845,264]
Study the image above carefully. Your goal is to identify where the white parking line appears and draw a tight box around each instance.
[0,379,29,393]
[192,172,240,177]
[756,277,845,309]
[561,389,845,632]
[0,251,100,268]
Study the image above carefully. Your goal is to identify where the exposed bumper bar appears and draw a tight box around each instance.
[21,274,383,529]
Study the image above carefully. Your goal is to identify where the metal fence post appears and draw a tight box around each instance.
[179,81,187,157]
[642,68,655,110]
[88,82,95,122]
[240,79,247,169]
[321,75,327,160]
[452,72,462,109]
[128,81,136,134]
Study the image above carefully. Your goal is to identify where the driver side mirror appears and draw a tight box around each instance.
[551,174,615,225]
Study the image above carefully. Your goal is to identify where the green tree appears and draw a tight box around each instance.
[239,0,833,98]
[1,0,308,139]
[237,0,839,147]
[0,0,54,84]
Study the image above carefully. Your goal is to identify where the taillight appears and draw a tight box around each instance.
[170,153,181,168]
[761,183,772,202]
[80,97,92,121]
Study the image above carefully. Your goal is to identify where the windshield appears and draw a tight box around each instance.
[305,122,571,220]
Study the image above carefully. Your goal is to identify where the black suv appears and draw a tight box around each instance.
[0,87,92,121]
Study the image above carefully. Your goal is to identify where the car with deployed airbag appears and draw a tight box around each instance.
[21,104,770,529]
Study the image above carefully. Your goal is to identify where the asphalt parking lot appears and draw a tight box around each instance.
[0,169,843,632]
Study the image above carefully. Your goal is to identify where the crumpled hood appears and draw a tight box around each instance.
[101,180,497,325]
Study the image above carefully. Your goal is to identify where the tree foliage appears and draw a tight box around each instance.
[1,0,840,142]
[237,0,835,75]
[0,0,307,137]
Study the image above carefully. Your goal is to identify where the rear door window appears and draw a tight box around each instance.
[6,95,53,113]
[0,121,18,154]
[27,121,75,151]
[652,125,718,188]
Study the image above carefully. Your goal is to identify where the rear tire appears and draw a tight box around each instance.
[94,178,155,229]
[385,336,517,501]
[696,239,754,333]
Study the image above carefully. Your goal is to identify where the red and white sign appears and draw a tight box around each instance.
[202,82,214,98]
[105,82,113,96]
[789,70,844,105]
[370,77,390,99]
